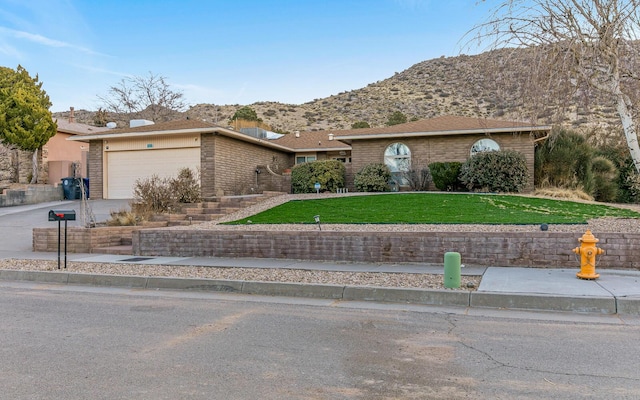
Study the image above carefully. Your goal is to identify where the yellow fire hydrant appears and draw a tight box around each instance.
[572,230,604,280]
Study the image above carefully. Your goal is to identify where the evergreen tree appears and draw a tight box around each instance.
[0,65,57,183]
[385,111,407,126]
[230,106,261,122]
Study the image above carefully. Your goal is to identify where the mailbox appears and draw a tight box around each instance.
[48,209,76,221]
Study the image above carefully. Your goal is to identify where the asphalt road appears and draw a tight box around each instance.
[1,281,639,399]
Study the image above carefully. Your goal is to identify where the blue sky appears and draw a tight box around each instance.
[0,0,495,112]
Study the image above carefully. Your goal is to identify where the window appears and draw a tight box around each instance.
[384,143,411,185]
[470,138,500,156]
[296,155,316,164]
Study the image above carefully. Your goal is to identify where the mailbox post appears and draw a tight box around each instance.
[48,210,76,269]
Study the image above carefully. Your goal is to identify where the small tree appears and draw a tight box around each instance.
[385,111,407,126]
[98,72,186,122]
[0,65,57,183]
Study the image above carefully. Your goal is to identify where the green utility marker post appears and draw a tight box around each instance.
[444,252,461,289]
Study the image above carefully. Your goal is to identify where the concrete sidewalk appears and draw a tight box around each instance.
[2,198,639,315]
[1,251,639,315]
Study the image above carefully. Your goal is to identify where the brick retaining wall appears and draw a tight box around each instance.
[33,225,164,253]
[132,229,640,269]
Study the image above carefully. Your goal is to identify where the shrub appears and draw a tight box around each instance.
[106,208,144,226]
[403,167,432,191]
[133,167,201,214]
[591,156,618,202]
[535,128,594,192]
[170,167,201,203]
[354,163,391,192]
[460,150,528,193]
[429,162,463,191]
[597,145,640,203]
[133,175,175,213]
[291,160,346,194]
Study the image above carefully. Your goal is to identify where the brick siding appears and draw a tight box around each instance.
[212,135,292,196]
[88,140,103,199]
[350,133,535,192]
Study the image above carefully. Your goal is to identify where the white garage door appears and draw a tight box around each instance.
[106,148,200,199]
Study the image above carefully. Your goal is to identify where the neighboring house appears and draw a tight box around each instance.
[45,108,110,184]
[71,115,550,199]
[0,107,108,185]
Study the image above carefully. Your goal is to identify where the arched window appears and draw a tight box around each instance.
[384,143,411,186]
[470,138,500,156]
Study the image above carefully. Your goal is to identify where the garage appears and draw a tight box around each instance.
[106,147,200,199]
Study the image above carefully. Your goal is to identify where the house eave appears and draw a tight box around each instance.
[293,146,352,152]
[335,125,552,141]
[68,126,295,152]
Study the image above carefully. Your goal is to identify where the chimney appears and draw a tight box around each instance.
[69,107,75,123]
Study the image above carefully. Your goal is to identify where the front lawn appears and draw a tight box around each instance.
[225,193,640,225]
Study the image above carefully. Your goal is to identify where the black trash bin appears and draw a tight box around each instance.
[82,178,89,199]
[61,177,81,200]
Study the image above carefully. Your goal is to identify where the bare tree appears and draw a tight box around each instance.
[98,72,186,122]
[467,0,640,173]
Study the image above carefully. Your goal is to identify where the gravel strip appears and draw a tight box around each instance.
[0,259,480,291]
[4,193,636,292]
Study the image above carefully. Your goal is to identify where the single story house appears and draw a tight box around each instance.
[70,116,550,199]
[328,115,550,192]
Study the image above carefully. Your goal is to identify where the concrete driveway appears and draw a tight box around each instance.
[0,199,131,256]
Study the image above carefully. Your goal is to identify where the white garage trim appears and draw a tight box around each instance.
[105,147,200,199]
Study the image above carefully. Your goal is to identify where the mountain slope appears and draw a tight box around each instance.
[57,48,627,141]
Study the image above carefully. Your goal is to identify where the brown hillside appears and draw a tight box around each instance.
[55,48,628,143]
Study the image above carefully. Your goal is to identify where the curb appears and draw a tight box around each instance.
[1,269,639,315]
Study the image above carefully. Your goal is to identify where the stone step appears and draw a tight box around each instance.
[92,245,133,255]
[183,207,205,214]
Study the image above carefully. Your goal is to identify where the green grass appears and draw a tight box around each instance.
[224,193,640,225]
